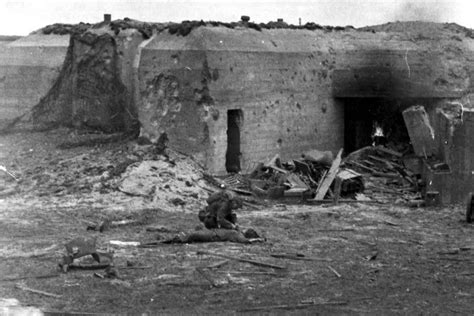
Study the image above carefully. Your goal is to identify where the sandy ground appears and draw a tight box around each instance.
[0,129,473,315]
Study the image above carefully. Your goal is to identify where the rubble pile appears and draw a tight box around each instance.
[9,128,424,207]
[11,132,214,212]
[344,146,423,204]
[221,146,422,205]
[243,149,363,201]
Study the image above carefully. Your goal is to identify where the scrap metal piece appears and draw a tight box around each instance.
[60,237,100,272]
[86,219,111,232]
[65,237,98,260]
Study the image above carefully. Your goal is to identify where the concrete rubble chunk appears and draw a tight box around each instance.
[402,105,437,157]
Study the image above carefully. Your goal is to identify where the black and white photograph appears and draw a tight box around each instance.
[0,0,473,314]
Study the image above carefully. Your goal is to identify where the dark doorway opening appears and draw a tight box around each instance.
[343,98,424,154]
[226,109,243,173]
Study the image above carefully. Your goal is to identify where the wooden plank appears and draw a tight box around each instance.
[347,161,377,174]
[237,300,347,312]
[333,177,342,204]
[269,165,289,174]
[375,145,403,157]
[196,250,286,270]
[306,199,384,204]
[328,265,342,278]
[228,187,253,195]
[16,283,62,298]
[368,155,395,169]
[314,169,328,192]
[286,173,309,189]
[311,149,343,200]
[270,254,332,261]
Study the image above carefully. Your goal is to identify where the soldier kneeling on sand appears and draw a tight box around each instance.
[198,185,243,230]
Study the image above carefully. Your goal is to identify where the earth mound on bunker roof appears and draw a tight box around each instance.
[162,19,354,36]
[35,17,354,39]
[0,35,22,42]
[359,21,474,39]
[35,18,167,39]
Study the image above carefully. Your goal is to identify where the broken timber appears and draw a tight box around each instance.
[375,145,403,157]
[311,148,343,200]
[270,253,332,261]
[237,300,347,312]
[16,283,62,298]
[306,198,383,204]
[196,250,286,270]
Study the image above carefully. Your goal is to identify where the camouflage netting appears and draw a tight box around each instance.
[32,31,135,133]
[31,19,169,134]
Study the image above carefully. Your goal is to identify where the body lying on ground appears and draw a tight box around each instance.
[159,186,263,244]
[161,228,264,244]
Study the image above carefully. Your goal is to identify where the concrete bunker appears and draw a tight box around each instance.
[137,26,347,175]
[3,18,474,205]
[136,21,474,178]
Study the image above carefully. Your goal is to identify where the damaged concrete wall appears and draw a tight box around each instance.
[401,101,474,204]
[424,105,474,204]
[32,26,146,133]
[137,22,474,174]
[6,20,474,178]
[402,105,437,157]
[0,34,69,129]
[333,22,474,98]
[137,27,345,174]
[333,48,470,98]
[115,29,144,133]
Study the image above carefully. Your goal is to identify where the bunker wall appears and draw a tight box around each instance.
[138,28,345,174]
[0,36,68,128]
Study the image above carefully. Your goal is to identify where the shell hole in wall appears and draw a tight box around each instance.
[226,109,243,173]
[342,98,432,153]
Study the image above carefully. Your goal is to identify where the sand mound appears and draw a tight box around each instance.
[119,153,211,212]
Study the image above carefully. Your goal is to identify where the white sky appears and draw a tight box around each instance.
[0,0,473,35]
